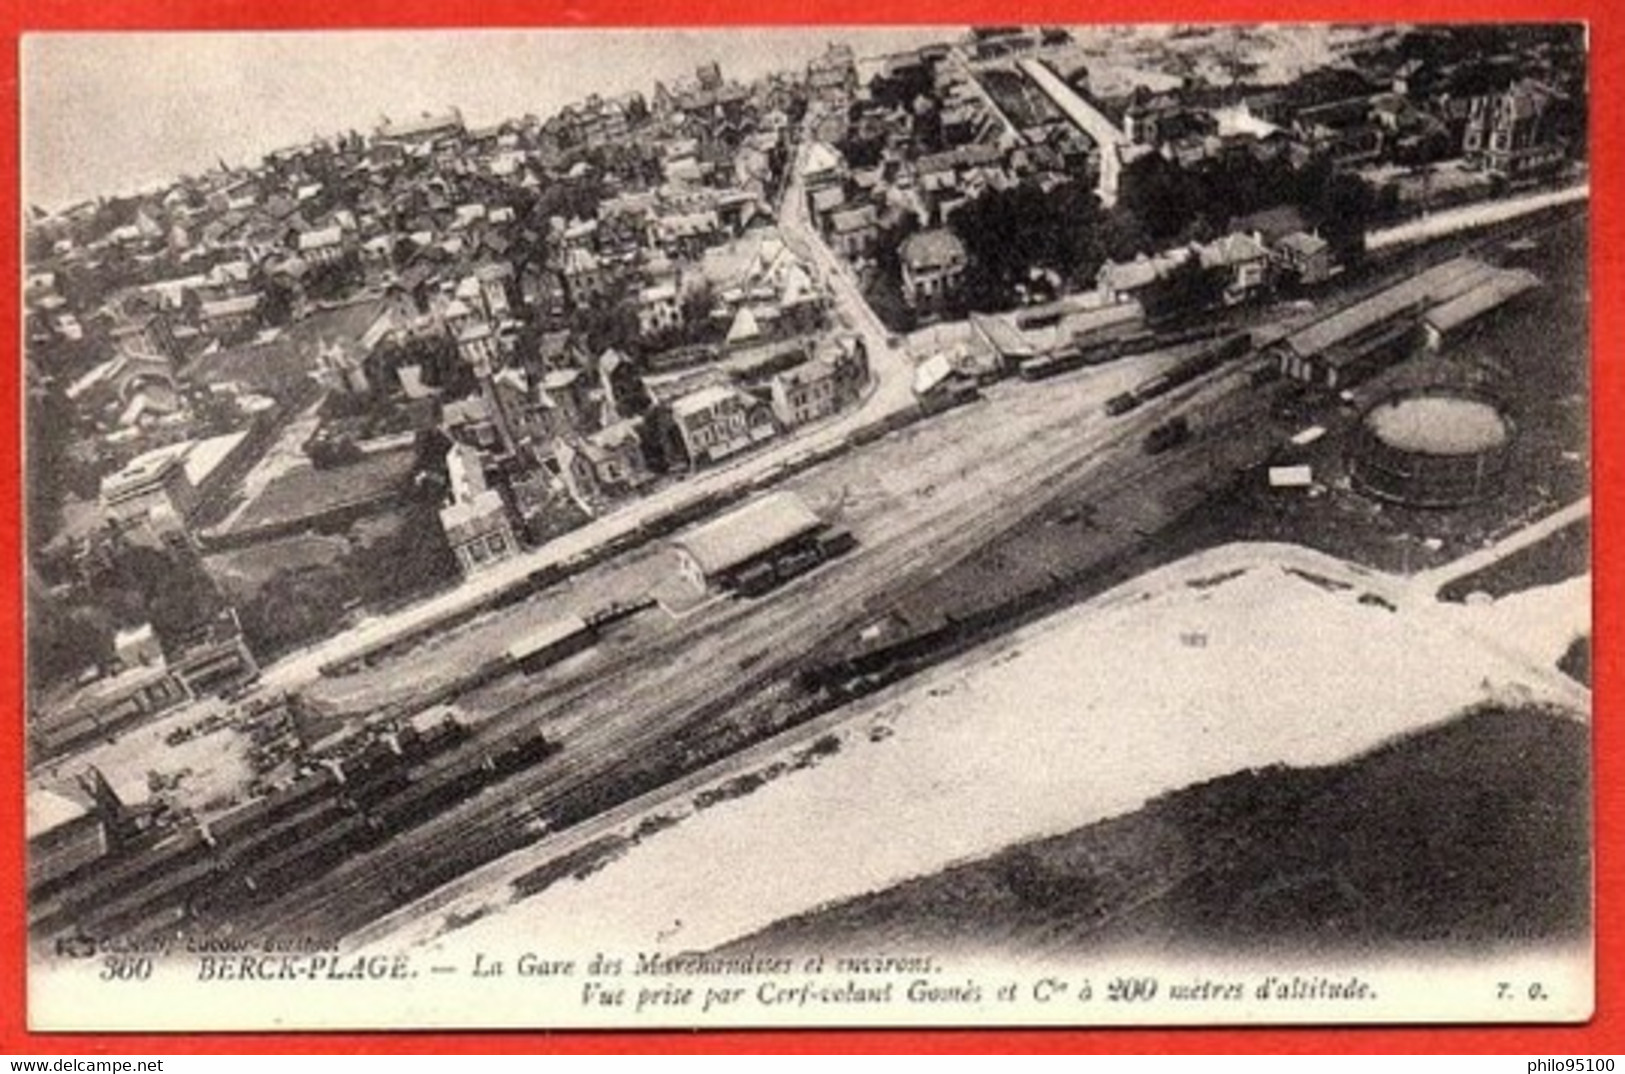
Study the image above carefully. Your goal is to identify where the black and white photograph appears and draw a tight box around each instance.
[20,24,1593,1030]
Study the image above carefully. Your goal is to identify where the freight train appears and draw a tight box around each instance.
[32,715,556,942]
[1018,323,1230,382]
[731,527,858,598]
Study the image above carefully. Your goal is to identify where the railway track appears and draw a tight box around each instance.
[184,209,1592,940]
[211,349,1282,940]
[41,333,1284,947]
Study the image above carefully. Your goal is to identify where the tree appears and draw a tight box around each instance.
[25,384,73,550]
[306,434,365,470]
[576,288,641,356]
[1099,206,1151,263]
[1299,159,1376,265]
[1118,148,1309,247]
[103,543,226,646]
[1138,258,1228,324]
[412,426,454,502]
[678,281,721,346]
[348,499,460,603]
[374,333,472,398]
[28,596,115,689]
[869,64,934,112]
[873,210,922,307]
[256,270,299,328]
[304,250,365,303]
[534,171,608,224]
[841,133,889,170]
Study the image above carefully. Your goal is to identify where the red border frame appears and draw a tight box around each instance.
[2,0,1618,1054]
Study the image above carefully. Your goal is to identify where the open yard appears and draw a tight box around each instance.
[184,299,384,394]
[978,66,1065,130]
[1195,210,1591,577]
[223,448,416,537]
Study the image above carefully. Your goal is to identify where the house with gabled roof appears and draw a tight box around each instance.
[1196,231,1271,304]
[826,204,878,261]
[669,383,774,466]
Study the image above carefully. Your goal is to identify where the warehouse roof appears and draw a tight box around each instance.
[1062,300,1144,342]
[970,313,1039,360]
[675,491,823,578]
[913,352,957,395]
[900,229,967,272]
[1424,269,1541,335]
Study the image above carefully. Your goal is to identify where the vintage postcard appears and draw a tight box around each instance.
[20,24,1593,1031]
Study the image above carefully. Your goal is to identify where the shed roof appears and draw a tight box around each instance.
[438,487,507,532]
[675,491,823,578]
[1276,230,1330,257]
[913,352,956,395]
[1229,204,1309,244]
[26,789,91,841]
[672,384,744,417]
[1197,231,1269,269]
[899,228,966,271]
[506,615,592,664]
[969,313,1039,359]
[200,293,262,319]
[828,205,876,234]
[297,226,344,250]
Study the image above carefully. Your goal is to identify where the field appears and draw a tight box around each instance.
[1438,518,1589,603]
[724,705,1589,958]
[204,532,353,602]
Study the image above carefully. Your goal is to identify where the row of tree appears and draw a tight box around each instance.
[30,532,229,691]
[879,148,1393,315]
[1116,151,1378,261]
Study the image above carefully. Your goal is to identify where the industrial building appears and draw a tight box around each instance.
[28,790,109,892]
[672,491,847,595]
[1269,257,1529,389]
[1349,389,1517,507]
[1422,269,1541,350]
[27,769,135,893]
[30,609,257,759]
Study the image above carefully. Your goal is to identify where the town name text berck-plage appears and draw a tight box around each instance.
[195,954,414,981]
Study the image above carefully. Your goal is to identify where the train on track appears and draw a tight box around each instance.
[32,714,557,943]
[1103,331,1254,415]
[1017,323,1229,382]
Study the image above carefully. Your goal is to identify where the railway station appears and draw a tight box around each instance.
[671,491,843,596]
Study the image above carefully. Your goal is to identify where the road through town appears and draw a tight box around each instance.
[251,150,916,697]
